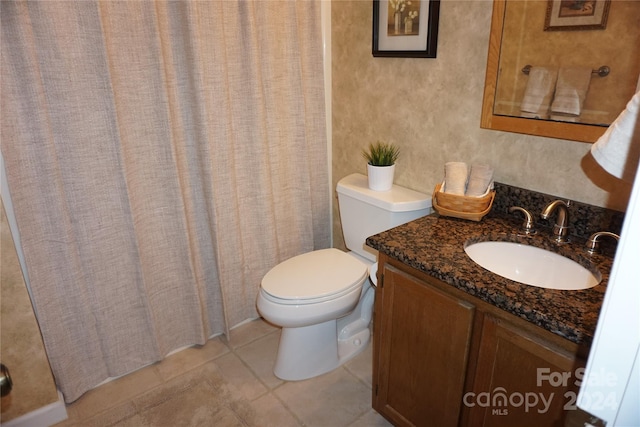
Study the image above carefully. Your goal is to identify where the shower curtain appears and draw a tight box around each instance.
[1,0,329,403]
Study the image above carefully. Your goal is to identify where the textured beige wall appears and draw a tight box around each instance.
[331,0,632,248]
[1,200,59,421]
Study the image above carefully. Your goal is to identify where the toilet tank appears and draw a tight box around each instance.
[336,173,432,262]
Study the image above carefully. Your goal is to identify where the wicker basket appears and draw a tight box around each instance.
[432,183,495,221]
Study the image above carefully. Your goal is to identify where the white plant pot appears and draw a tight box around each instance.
[367,164,395,191]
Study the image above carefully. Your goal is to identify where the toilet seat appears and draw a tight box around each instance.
[261,248,368,305]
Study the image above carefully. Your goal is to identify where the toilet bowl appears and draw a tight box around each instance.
[257,249,368,328]
[256,173,431,381]
[257,248,374,380]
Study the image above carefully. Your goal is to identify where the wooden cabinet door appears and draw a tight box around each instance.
[466,315,585,427]
[373,265,476,427]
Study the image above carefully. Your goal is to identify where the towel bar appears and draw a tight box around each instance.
[522,64,610,77]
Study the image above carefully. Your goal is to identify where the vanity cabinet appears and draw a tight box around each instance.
[372,254,586,427]
[373,263,475,426]
[464,315,584,427]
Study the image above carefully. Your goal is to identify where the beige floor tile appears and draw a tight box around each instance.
[76,401,140,427]
[69,365,163,420]
[275,368,371,427]
[137,378,249,427]
[224,317,279,349]
[344,341,373,386]
[50,417,78,427]
[99,361,256,427]
[348,409,394,427]
[102,413,150,427]
[247,392,302,427]
[147,359,256,418]
[235,330,283,390]
[214,351,268,401]
[154,337,230,382]
[56,318,378,427]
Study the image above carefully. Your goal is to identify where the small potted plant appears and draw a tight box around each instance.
[362,141,400,191]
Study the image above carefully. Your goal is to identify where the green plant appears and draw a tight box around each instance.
[362,142,400,166]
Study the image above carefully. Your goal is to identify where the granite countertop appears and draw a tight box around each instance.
[366,212,614,346]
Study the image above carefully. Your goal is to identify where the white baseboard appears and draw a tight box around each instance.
[2,390,67,427]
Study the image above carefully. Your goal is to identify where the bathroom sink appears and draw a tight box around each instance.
[464,241,601,290]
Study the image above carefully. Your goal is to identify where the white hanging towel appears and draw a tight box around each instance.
[591,91,640,183]
[550,67,592,117]
[520,66,557,119]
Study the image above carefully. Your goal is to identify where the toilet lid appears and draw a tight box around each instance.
[261,248,368,301]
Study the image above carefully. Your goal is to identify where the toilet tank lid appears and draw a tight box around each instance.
[336,173,431,212]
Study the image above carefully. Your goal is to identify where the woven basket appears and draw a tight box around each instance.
[432,183,495,221]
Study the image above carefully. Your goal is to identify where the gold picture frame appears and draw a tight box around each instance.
[544,0,611,31]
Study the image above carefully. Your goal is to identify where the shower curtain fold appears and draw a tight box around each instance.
[1,0,329,403]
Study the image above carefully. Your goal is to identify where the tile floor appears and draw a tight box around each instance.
[53,318,393,427]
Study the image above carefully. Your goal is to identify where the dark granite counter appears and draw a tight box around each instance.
[366,212,614,346]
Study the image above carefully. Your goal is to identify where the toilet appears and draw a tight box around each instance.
[256,173,431,381]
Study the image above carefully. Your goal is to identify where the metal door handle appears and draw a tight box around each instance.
[1,363,13,397]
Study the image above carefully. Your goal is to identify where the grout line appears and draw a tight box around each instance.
[226,326,306,426]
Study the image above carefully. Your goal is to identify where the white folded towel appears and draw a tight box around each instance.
[465,164,494,197]
[591,90,640,182]
[443,162,468,195]
[520,66,557,119]
[551,67,592,116]
[521,111,551,120]
[550,114,578,123]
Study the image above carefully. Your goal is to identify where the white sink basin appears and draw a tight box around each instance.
[464,241,601,290]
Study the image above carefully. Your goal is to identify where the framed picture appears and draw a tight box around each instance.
[372,0,440,58]
[544,0,611,31]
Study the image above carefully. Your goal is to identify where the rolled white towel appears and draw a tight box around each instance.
[443,162,468,195]
[466,164,494,197]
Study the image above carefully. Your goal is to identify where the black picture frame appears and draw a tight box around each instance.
[372,0,440,58]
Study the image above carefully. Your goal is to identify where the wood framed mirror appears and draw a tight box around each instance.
[481,0,640,143]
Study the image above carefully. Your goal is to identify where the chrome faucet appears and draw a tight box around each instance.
[540,200,570,243]
[508,206,536,235]
[585,231,620,255]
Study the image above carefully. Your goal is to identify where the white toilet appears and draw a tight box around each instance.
[256,173,431,380]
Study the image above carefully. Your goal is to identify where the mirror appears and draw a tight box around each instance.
[481,0,640,143]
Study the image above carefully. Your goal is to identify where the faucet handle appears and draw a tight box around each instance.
[509,206,536,235]
[585,231,620,255]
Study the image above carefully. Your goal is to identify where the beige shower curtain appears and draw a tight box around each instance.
[1,0,329,402]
